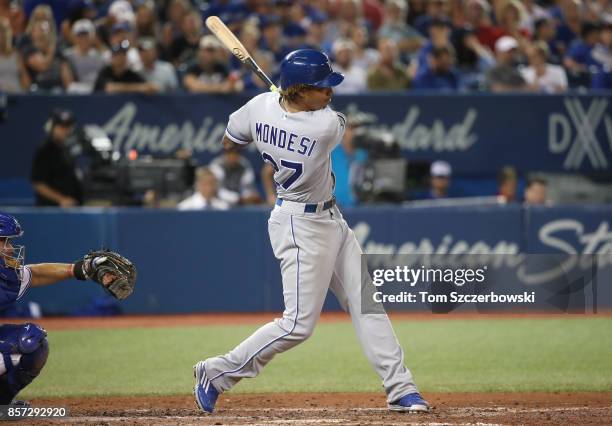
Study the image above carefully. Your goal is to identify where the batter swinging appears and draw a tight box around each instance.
[194,49,429,414]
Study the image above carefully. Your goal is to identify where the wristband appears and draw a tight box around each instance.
[73,261,87,281]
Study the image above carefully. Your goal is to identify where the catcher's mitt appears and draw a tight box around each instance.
[74,250,137,300]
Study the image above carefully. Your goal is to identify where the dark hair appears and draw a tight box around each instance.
[431,45,455,58]
[534,18,550,32]
[581,22,600,39]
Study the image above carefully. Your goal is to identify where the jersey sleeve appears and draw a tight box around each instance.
[17,266,32,299]
[225,102,253,145]
[328,111,347,151]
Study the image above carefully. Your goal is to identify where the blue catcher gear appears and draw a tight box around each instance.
[279,49,344,89]
[0,323,49,404]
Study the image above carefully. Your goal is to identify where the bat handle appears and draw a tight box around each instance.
[245,57,278,92]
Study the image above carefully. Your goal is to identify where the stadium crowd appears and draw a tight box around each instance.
[0,0,610,94]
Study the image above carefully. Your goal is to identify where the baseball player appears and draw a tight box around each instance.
[0,212,136,405]
[194,49,429,413]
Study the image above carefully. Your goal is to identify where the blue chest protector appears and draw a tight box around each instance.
[0,261,28,312]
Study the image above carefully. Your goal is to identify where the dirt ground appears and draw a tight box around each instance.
[15,392,612,425]
[7,314,612,425]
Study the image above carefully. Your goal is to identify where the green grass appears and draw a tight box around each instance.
[22,317,612,398]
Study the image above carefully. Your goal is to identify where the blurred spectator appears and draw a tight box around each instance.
[412,160,454,200]
[183,35,242,94]
[93,40,155,94]
[486,35,527,91]
[377,0,424,55]
[521,42,568,93]
[331,39,367,94]
[519,0,550,33]
[134,0,159,39]
[283,22,308,53]
[367,38,410,90]
[524,177,548,205]
[593,22,611,69]
[331,119,367,207]
[259,15,286,63]
[209,146,261,206]
[160,0,189,52]
[453,28,496,89]
[31,109,83,207]
[555,0,583,52]
[349,24,379,72]
[591,65,612,89]
[19,4,57,52]
[103,21,142,72]
[305,10,330,54]
[496,0,531,45]
[64,19,105,93]
[0,0,25,37]
[0,17,24,93]
[497,166,518,203]
[414,0,450,37]
[138,37,178,92]
[178,167,230,211]
[413,45,460,90]
[564,23,603,73]
[22,20,74,92]
[415,18,452,77]
[463,0,504,51]
[98,0,136,46]
[57,0,98,48]
[533,17,562,64]
[166,8,202,65]
[324,0,367,49]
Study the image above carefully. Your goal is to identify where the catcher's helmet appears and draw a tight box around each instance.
[0,212,23,238]
[279,49,344,89]
[0,212,25,277]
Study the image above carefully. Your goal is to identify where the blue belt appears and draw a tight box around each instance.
[276,197,336,213]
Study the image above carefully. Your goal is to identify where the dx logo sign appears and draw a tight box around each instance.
[549,98,611,170]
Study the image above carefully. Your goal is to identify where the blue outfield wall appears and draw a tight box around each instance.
[4,204,611,315]
[1,93,611,185]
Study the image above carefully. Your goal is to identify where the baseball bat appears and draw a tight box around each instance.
[205,16,278,92]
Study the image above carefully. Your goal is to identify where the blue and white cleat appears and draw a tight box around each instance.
[193,361,219,413]
[388,392,430,412]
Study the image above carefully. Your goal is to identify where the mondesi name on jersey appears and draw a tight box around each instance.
[255,122,317,157]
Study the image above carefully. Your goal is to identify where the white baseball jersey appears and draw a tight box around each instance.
[224,92,346,203]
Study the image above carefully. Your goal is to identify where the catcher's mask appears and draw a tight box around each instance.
[0,237,25,281]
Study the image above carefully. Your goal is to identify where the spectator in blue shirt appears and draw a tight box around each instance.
[412,45,459,91]
[564,23,602,73]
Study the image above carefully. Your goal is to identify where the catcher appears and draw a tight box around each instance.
[0,212,136,405]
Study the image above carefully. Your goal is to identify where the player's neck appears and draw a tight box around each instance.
[281,97,310,113]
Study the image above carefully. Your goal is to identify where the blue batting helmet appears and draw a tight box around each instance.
[0,212,23,238]
[279,49,344,89]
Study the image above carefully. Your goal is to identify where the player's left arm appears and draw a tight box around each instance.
[25,251,136,300]
[27,263,76,287]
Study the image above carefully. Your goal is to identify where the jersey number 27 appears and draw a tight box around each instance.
[262,152,303,190]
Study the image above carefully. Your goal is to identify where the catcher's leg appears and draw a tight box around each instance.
[0,323,49,404]
[202,209,341,393]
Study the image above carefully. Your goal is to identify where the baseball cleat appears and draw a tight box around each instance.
[193,361,219,413]
[388,392,430,413]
